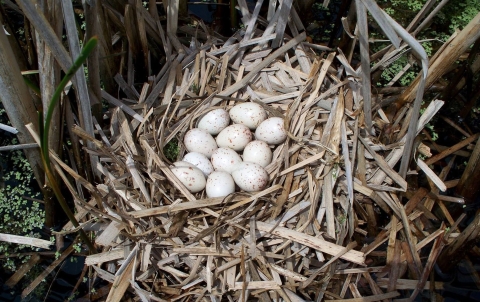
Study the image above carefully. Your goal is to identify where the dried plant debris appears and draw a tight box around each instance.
[32,0,480,301]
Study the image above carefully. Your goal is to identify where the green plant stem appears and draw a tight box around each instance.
[23,76,41,95]
[40,37,98,253]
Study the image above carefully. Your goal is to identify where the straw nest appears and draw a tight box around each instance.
[75,3,458,301]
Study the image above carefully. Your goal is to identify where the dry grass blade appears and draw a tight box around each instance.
[271,0,293,48]
[355,0,373,135]
[359,0,400,47]
[256,222,366,265]
[61,0,97,138]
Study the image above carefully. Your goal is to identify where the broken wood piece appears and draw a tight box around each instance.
[85,249,124,265]
[416,158,447,191]
[105,247,137,302]
[232,281,280,290]
[95,221,124,247]
[0,233,53,249]
[424,133,480,166]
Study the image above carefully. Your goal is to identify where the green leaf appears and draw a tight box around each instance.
[41,37,98,167]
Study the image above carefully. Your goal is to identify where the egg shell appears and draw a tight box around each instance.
[229,102,267,130]
[171,166,206,193]
[210,148,242,174]
[216,124,252,151]
[231,162,269,192]
[197,109,230,135]
[242,141,272,168]
[172,161,196,168]
[183,152,214,176]
[255,117,287,145]
[184,128,218,158]
[206,171,236,198]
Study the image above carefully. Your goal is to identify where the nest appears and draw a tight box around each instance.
[67,3,464,301]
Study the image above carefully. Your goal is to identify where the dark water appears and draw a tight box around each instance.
[0,238,88,301]
[188,0,217,23]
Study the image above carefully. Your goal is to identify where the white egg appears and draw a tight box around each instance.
[243,141,272,168]
[183,152,214,176]
[184,128,218,158]
[229,102,267,130]
[255,117,287,145]
[216,124,252,151]
[210,148,242,174]
[231,162,269,192]
[171,166,206,193]
[197,109,230,135]
[206,171,236,198]
[172,161,196,168]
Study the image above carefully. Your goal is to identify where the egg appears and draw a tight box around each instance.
[216,124,252,151]
[211,148,243,174]
[183,152,214,176]
[255,117,287,145]
[229,102,267,129]
[231,162,269,192]
[243,141,272,167]
[172,161,196,168]
[197,109,230,135]
[171,166,206,193]
[184,128,218,158]
[206,171,236,198]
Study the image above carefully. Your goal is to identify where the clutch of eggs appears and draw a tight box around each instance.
[175,102,287,198]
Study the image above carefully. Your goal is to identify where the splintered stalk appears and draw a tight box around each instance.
[40,37,98,253]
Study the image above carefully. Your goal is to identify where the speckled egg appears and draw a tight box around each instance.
[243,141,272,168]
[216,124,252,151]
[171,166,206,193]
[229,102,267,130]
[184,128,218,158]
[197,109,230,135]
[206,171,236,198]
[183,152,214,176]
[255,117,287,145]
[231,162,269,192]
[210,148,242,174]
